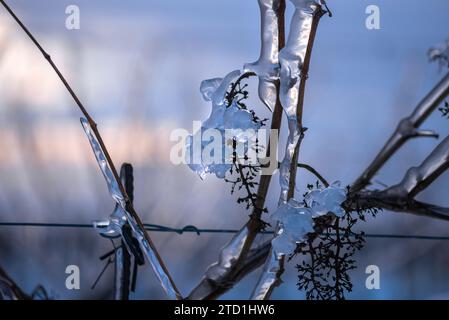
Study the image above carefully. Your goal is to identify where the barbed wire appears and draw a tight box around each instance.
[1,221,449,240]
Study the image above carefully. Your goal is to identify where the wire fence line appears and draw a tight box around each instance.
[1,221,449,240]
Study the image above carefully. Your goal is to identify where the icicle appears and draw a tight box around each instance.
[81,118,181,300]
[244,0,281,112]
[278,0,318,204]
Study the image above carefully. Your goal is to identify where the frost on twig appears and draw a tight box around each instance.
[81,119,182,300]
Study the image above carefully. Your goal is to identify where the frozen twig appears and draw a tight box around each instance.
[351,72,449,193]
[251,0,327,300]
[82,121,181,299]
[187,0,286,300]
[348,134,449,220]
[113,164,133,300]
[244,0,283,112]
[384,135,449,198]
[0,0,181,300]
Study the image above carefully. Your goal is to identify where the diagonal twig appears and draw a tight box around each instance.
[0,0,181,299]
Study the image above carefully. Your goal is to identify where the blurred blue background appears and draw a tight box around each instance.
[0,0,449,299]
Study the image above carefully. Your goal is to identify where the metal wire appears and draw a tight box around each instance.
[1,221,449,240]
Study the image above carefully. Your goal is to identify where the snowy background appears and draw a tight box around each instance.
[0,0,449,299]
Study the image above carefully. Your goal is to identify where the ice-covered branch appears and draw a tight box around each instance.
[187,0,286,300]
[385,134,449,198]
[187,225,251,300]
[348,134,449,220]
[351,72,449,192]
[0,0,181,300]
[113,164,133,300]
[244,0,283,112]
[251,0,326,300]
[278,0,321,204]
[82,121,182,300]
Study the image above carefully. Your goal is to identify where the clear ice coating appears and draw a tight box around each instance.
[93,205,127,238]
[80,118,125,207]
[270,199,314,256]
[278,0,318,204]
[251,182,347,299]
[204,226,250,282]
[186,70,262,179]
[249,249,281,300]
[251,0,321,300]
[243,0,281,112]
[304,181,346,217]
[81,118,181,300]
[385,135,449,198]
